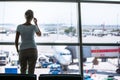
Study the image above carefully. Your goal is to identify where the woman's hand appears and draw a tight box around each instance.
[33,18,37,25]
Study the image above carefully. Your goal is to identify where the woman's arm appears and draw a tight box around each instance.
[33,18,41,36]
[15,31,20,53]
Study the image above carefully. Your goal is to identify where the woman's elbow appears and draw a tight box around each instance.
[37,34,41,36]
[37,32,41,36]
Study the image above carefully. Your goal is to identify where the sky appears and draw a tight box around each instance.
[81,2,120,25]
[0,2,77,25]
[1,2,120,26]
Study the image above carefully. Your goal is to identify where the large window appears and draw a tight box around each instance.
[0,2,78,43]
[0,1,80,77]
[1,0,120,80]
[81,2,120,43]
[81,2,120,80]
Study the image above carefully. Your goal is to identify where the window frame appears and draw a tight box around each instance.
[0,0,120,80]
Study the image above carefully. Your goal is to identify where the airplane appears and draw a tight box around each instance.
[52,45,120,74]
[50,45,92,72]
[52,45,72,71]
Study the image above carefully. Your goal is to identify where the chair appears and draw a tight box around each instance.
[39,74,82,80]
[0,73,36,80]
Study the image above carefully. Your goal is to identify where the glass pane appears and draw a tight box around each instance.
[81,3,120,43]
[0,45,80,75]
[83,46,120,80]
[0,2,78,43]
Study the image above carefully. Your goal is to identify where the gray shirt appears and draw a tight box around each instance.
[16,24,39,50]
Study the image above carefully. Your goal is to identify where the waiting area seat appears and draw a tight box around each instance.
[0,73,36,80]
[39,74,82,80]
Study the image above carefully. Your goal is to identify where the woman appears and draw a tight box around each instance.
[15,9,41,74]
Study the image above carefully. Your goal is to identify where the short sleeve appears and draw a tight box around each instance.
[34,25,39,32]
[16,25,21,32]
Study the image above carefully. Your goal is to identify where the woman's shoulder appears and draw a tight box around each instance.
[17,24,23,27]
[17,24,36,28]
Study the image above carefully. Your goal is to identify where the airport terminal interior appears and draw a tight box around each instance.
[0,0,120,80]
